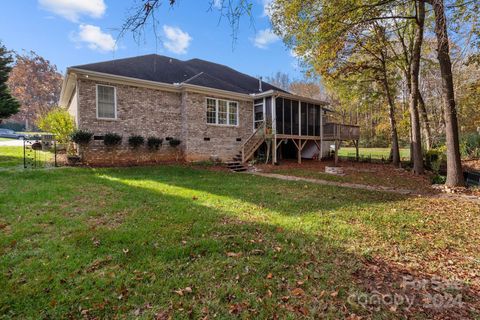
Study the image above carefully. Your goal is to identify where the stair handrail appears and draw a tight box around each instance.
[242,123,265,162]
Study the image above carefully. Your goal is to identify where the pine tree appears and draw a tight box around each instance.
[0,41,20,123]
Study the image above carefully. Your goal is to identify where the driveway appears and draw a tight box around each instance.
[0,139,25,146]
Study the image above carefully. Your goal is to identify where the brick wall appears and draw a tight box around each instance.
[77,79,183,165]
[76,78,254,165]
[181,92,253,162]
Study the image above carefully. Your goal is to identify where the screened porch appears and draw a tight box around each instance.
[244,92,360,164]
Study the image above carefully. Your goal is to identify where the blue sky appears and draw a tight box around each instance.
[0,0,302,79]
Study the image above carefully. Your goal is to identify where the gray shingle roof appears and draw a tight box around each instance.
[72,54,286,95]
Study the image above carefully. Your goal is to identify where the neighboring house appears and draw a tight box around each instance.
[59,54,359,166]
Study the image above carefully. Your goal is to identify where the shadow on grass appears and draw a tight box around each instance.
[0,166,478,319]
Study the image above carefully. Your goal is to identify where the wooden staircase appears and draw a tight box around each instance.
[241,123,266,163]
[225,124,266,172]
[226,155,248,172]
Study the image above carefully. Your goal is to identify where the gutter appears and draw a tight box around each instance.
[61,68,254,101]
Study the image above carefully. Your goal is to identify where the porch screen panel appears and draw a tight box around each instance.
[283,99,292,135]
[265,97,272,122]
[308,103,315,136]
[275,97,284,134]
[292,100,299,135]
[301,102,308,136]
[315,105,321,136]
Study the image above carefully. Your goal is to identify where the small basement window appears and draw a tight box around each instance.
[96,85,116,119]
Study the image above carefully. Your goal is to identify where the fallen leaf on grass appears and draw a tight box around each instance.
[174,287,193,296]
[291,288,305,296]
[226,252,242,258]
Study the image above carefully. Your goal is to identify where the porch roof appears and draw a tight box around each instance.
[250,90,333,111]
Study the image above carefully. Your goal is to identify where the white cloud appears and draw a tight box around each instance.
[162,25,192,55]
[39,0,106,22]
[213,0,223,9]
[252,28,279,49]
[73,24,116,52]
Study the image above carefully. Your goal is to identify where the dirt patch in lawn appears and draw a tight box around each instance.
[256,159,436,194]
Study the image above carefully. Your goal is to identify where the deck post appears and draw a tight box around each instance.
[334,139,339,166]
[320,107,324,161]
[354,139,359,162]
[272,136,277,164]
[298,139,302,164]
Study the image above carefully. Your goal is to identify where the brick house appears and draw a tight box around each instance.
[59,54,359,166]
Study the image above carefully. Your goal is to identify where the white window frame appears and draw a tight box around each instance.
[253,98,265,130]
[96,84,117,120]
[205,97,239,127]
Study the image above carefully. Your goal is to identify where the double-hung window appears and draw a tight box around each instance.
[206,98,238,126]
[96,85,116,119]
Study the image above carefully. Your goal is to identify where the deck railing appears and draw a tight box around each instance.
[323,123,360,141]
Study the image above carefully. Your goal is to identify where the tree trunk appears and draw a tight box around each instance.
[409,0,425,175]
[380,69,401,167]
[430,0,465,186]
[418,90,432,149]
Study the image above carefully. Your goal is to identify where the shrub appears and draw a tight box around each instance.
[103,133,122,147]
[432,174,446,185]
[70,130,93,145]
[128,135,145,149]
[37,108,75,144]
[460,133,480,159]
[147,137,163,151]
[425,146,446,173]
[169,138,181,147]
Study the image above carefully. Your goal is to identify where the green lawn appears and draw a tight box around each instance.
[0,146,54,169]
[0,156,479,318]
[339,147,410,160]
[0,146,24,168]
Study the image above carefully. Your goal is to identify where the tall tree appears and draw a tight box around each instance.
[425,0,465,186]
[408,0,426,174]
[270,1,405,166]
[0,41,19,123]
[7,51,63,129]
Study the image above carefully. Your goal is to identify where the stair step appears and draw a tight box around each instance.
[232,167,248,172]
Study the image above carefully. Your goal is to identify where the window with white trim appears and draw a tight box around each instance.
[97,85,116,119]
[206,98,238,126]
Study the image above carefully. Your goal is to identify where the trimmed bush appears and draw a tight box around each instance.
[128,135,145,149]
[147,137,163,151]
[104,133,122,147]
[169,138,181,147]
[70,130,93,145]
